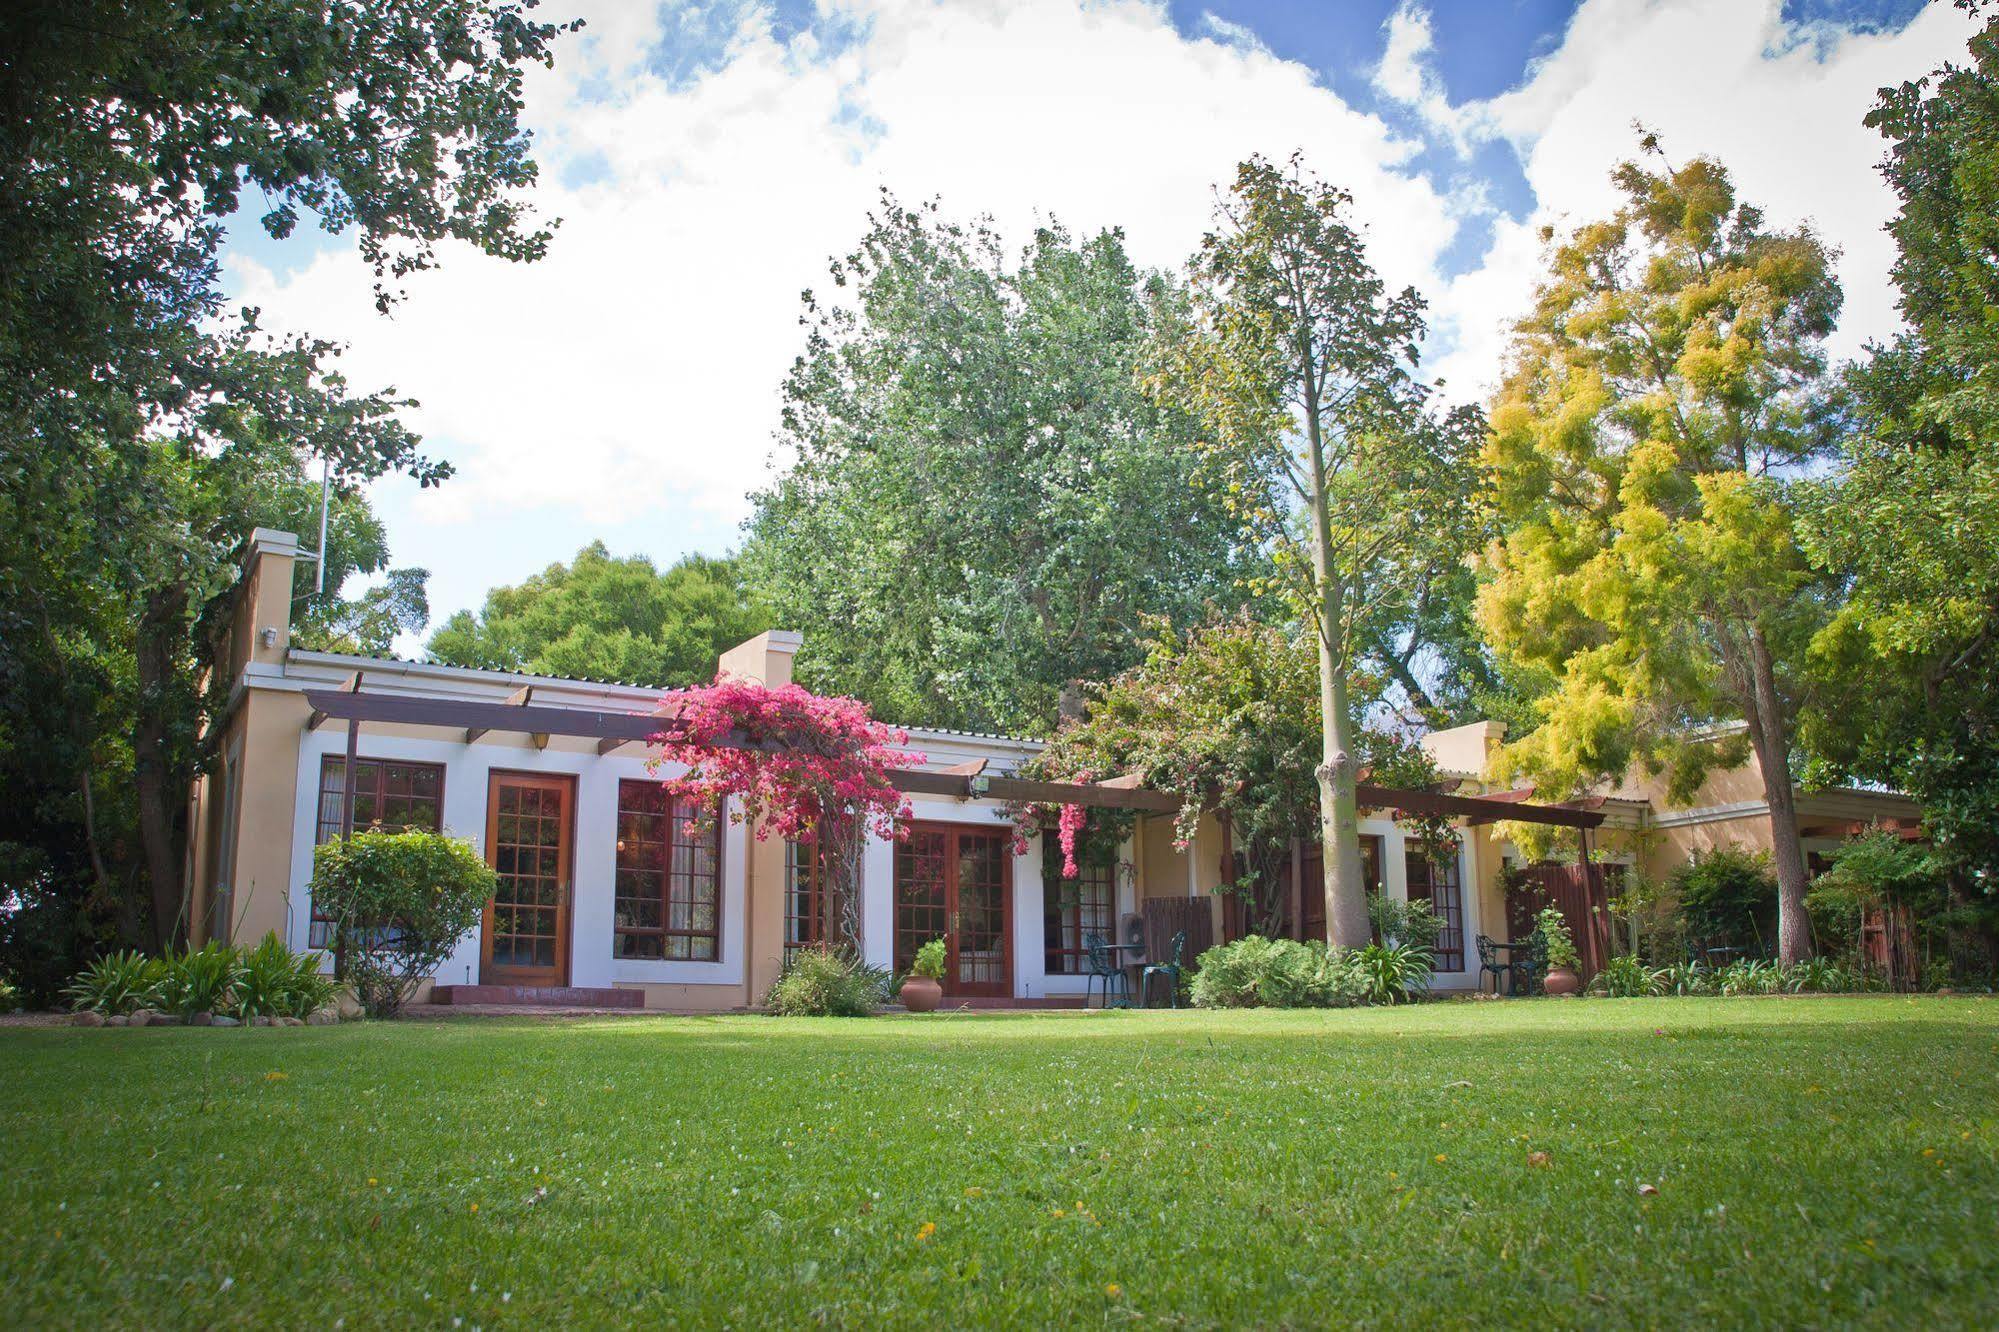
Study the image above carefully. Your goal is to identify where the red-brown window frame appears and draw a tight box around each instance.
[1405,840,1465,972]
[310,755,446,947]
[1043,855,1115,977]
[613,779,723,962]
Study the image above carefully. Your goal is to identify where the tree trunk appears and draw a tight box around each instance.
[133,587,188,952]
[1317,661,1371,948]
[1744,625,1812,965]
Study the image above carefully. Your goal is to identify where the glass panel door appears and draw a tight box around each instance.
[894,824,1011,997]
[482,774,572,985]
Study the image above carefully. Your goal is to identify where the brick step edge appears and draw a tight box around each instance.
[428,984,644,1009]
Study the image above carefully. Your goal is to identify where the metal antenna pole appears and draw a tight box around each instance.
[315,455,331,596]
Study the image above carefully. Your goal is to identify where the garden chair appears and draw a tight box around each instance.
[1084,933,1129,1009]
[1139,931,1187,1009]
[1512,931,1549,996]
[1476,934,1511,996]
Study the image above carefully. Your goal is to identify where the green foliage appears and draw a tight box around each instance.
[235,933,337,1020]
[62,950,166,1015]
[0,978,16,1014]
[155,941,247,1018]
[1536,908,1580,972]
[1368,892,1445,950]
[1351,941,1435,1005]
[765,947,891,1018]
[1672,846,1777,952]
[428,545,771,688]
[1714,958,1781,997]
[1188,936,1370,1009]
[1,0,575,953]
[310,831,495,1019]
[1798,16,1999,889]
[745,198,1250,734]
[1592,954,1665,998]
[910,939,947,982]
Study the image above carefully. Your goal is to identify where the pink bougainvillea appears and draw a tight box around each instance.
[1056,802,1087,880]
[650,678,922,845]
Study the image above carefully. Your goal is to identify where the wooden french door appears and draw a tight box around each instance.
[895,823,1012,997]
[482,773,574,986]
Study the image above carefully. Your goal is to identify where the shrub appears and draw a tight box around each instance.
[62,949,166,1014]
[1368,893,1444,950]
[1352,940,1434,1005]
[1715,957,1781,996]
[235,933,338,1019]
[910,938,947,981]
[310,830,496,1019]
[0,976,19,1013]
[1673,846,1777,952]
[1189,936,1369,1009]
[1536,908,1580,971]
[156,941,246,1018]
[1591,954,1664,998]
[766,946,892,1016]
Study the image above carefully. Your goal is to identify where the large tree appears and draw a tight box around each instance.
[1149,155,1483,949]
[1798,5,1999,891]
[743,196,1252,735]
[1477,142,1842,963]
[0,0,577,955]
[428,544,770,687]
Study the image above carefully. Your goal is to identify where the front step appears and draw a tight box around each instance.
[428,984,643,1009]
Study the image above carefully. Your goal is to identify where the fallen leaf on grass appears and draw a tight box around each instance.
[1637,1184,1658,1197]
[1527,1151,1551,1168]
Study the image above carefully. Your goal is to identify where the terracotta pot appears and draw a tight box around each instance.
[1543,967,1581,997]
[900,976,943,1013]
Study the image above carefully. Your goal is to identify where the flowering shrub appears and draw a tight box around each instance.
[655,679,921,944]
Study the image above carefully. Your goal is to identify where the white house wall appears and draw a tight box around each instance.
[287,727,750,992]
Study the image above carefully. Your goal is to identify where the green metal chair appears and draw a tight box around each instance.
[1083,933,1129,1009]
[1476,934,1511,995]
[1140,931,1187,1009]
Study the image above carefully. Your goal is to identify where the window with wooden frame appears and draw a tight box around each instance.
[614,781,721,961]
[310,756,445,947]
[1404,841,1465,972]
[783,839,850,960]
[1043,855,1114,976]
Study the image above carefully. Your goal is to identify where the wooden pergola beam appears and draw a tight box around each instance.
[305,671,362,731]
[299,688,1606,828]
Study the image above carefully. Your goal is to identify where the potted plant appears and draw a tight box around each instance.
[1537,907,1582,996]
[901,938,947,1013]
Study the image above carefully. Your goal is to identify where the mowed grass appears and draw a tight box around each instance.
[3,1000,1998,1328]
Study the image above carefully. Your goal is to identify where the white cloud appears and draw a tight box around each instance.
[233,0,1456,607]
[228,0,1982,630]
[1425,0,1978,394]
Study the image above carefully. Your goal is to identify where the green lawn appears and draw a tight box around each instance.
[3,999,1997,1328]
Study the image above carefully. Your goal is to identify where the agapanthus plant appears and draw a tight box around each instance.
[652,679,921,945]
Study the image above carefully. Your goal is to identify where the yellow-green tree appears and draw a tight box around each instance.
[1477,143,1841,963]
[1153,155,1482,948]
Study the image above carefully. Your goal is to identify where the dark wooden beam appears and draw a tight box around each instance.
[1357,783,1604,829]
[306,671,362,731]
[306,688,667,746]
[468,684,535,744]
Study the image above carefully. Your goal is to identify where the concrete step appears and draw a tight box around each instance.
[428,984,643,1009]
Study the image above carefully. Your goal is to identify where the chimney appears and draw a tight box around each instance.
[715,630,804,688]
[234,528,301,674]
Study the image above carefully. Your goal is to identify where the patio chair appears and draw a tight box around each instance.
[1139,931,1187,1009]
[1084,933,1129,1009]
[1476,934,1510,996]
[1512,931,1549,996]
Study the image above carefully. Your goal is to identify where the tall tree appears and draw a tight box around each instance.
[0,0,577,952]
[428,544,771,687]
[1798,4,1999,890]
[744,196,1252,735]
[1476,142,1842,963]
[1150,155,1482,949]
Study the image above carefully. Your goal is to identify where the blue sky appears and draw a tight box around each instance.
[219,0,1962,652]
